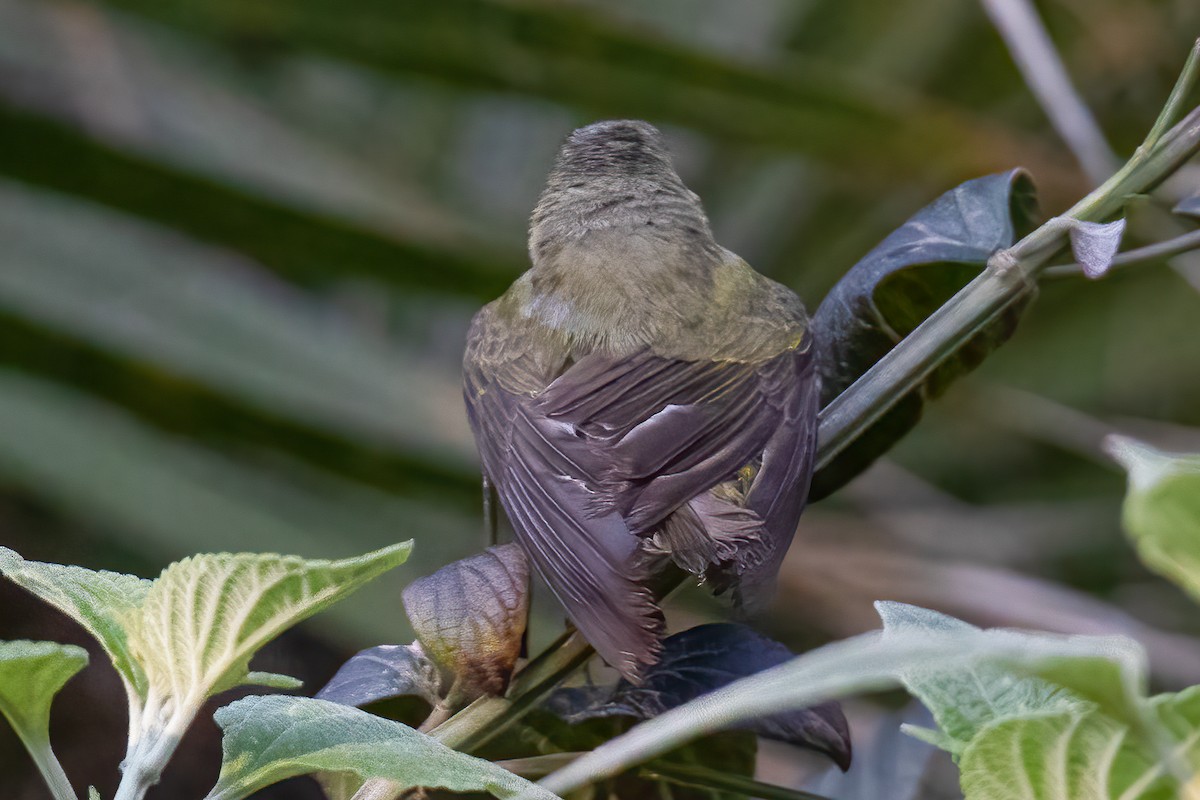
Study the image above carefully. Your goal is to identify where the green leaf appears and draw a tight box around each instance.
[1,541,411,797]
[877,602,1133,755]
[1106,435,1200,602]
[537,604,1143,796]
[0,103,516,301]
[87,0,1038,182]
[129,543,412,701]
[204,695,561,800]
[0,640,89,800]
[957,689,1200,800]
[403,543,530,703]
[810,169,1039,499]
[0,548,150,696]
[958,711,1156,799]
[245,672,305,690]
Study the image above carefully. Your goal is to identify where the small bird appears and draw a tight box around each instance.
[463,120,819,681]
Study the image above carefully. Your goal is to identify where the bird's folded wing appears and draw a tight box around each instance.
[536,344,817,542]
[464,362,663,680]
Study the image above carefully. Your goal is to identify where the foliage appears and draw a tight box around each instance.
[1,1,1200,798]
[0,543,410,799]
[205,695,558,800]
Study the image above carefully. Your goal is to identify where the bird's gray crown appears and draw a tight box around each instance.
[550,119,676,181]
[529,120,715,266]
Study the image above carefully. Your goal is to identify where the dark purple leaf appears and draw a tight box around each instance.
[314,643,441,708]
[550,623,852,771]
[811,169,1039,500]
[401,543,530,703]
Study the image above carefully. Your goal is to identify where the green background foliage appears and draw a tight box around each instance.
[0,0,1198,797]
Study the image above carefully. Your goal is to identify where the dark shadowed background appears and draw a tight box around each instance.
[1,0,1199,797]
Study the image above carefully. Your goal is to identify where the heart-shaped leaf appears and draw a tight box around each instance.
[550,623,850,770]
[402,543,529,703]
[811,169,1039,499]
[204,695,560,800]
[315,642,442,708]
[0,640,88,799]
[1106,435,1200,601]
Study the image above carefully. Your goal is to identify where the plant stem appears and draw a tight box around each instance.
[640,762,834,800]
[816,102,1200,472]
[29,737,78,800]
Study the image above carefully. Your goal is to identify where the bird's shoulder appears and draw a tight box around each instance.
[464,276,571,395]
[663,249,811,363]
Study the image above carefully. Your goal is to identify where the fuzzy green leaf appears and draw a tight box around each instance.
[0,548,150,695]
[205,695,561,800]
[0,640,89,799]
[877,603,1142,754]
[958,688,1200,800]
[129,543,411,702]
[1107,435,1200,602]
[537,603,1143,797]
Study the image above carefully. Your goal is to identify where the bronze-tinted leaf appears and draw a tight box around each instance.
[315,643,442,708]
[811,169,1040,499]
[401,543,530,703]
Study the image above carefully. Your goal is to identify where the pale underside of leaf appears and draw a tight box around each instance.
[0,548,150,696]
[128,542,411,704]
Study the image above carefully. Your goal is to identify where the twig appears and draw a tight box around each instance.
[817,99,1200,472]
[640,762,835,800]
[1143,38,1200,149]
[979,0,1118,184]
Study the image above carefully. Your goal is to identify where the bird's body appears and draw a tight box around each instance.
[463,120,818,680]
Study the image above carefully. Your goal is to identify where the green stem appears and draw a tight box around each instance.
[816,102,1200,472]
[640,762,834,800]
[1143,38,1200,148]
[28,736,78,800]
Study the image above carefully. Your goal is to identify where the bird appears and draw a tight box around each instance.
[462,119,819,681]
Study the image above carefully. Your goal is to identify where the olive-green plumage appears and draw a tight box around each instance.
[463,120,818,681]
